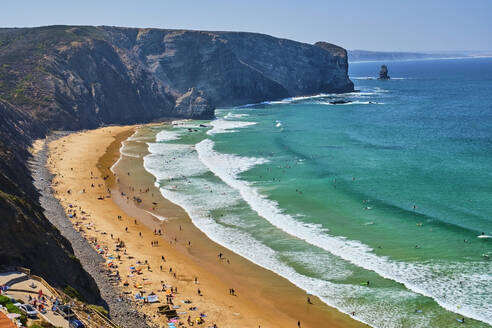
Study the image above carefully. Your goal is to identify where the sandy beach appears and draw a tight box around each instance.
[46,124,367,328]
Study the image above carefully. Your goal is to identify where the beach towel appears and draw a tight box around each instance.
[147,294,158,303]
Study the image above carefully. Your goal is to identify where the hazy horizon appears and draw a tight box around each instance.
[3,0,492,52]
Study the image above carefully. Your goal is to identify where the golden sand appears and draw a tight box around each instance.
[47,125,366,328]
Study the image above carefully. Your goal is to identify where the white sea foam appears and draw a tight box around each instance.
[236,90,388,108]
[141,126,492,326]
[351,76,378,80]
[201,141,267,175]
[111,133,141,172]
[282,251,353,281]
[143,137,433,327]
[351,76,410,80]
[224,112,249,119]
[155,129,180,142]
[145,143,208,180]
[207,119,257,135]
[195,139,492,325]
[144,210,168,221]
[170,120,204,129]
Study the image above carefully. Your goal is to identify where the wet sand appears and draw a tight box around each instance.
[47,124,367,328]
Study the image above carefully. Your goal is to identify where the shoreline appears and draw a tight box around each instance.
[29,130,150,328]
[46,124,367,328]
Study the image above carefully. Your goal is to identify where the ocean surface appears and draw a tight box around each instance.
[130,58,492,327]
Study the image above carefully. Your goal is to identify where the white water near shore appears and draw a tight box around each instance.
[125,58,492,327]
[129,115,489,327]
[141,123,429,327]
[194,137,491,326]
[119,104,492,327]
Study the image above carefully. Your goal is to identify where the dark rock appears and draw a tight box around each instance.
[378,65,390,80]
[0,101,101,305]
[329,100,351,105]
[174,88,214,119]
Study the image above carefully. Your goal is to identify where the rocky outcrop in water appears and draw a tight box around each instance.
[379,65,390,79]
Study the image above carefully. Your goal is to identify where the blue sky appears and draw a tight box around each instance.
[3,0,491,52]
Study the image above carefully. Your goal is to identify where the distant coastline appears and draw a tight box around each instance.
[348,49,492,63]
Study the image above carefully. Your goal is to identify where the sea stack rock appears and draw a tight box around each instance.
[379,65,390,80]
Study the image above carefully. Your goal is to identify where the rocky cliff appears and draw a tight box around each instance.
[0,25,353,128]
[0,25,352,304]
[0,99,101,304]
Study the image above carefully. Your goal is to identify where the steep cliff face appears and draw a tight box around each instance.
[0,100,101,304]
[0,25,352,305]
[0,25,353,128]
[102,27,354,107]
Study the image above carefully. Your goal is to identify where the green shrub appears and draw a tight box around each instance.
[19,314,27,326]
[0,295,11,306]
[63,285,84,302]
[88,304,109,317]
[5,302,21,314]
[29,323,55,328]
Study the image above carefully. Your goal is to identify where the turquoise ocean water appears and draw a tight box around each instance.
[136,58,492,327]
